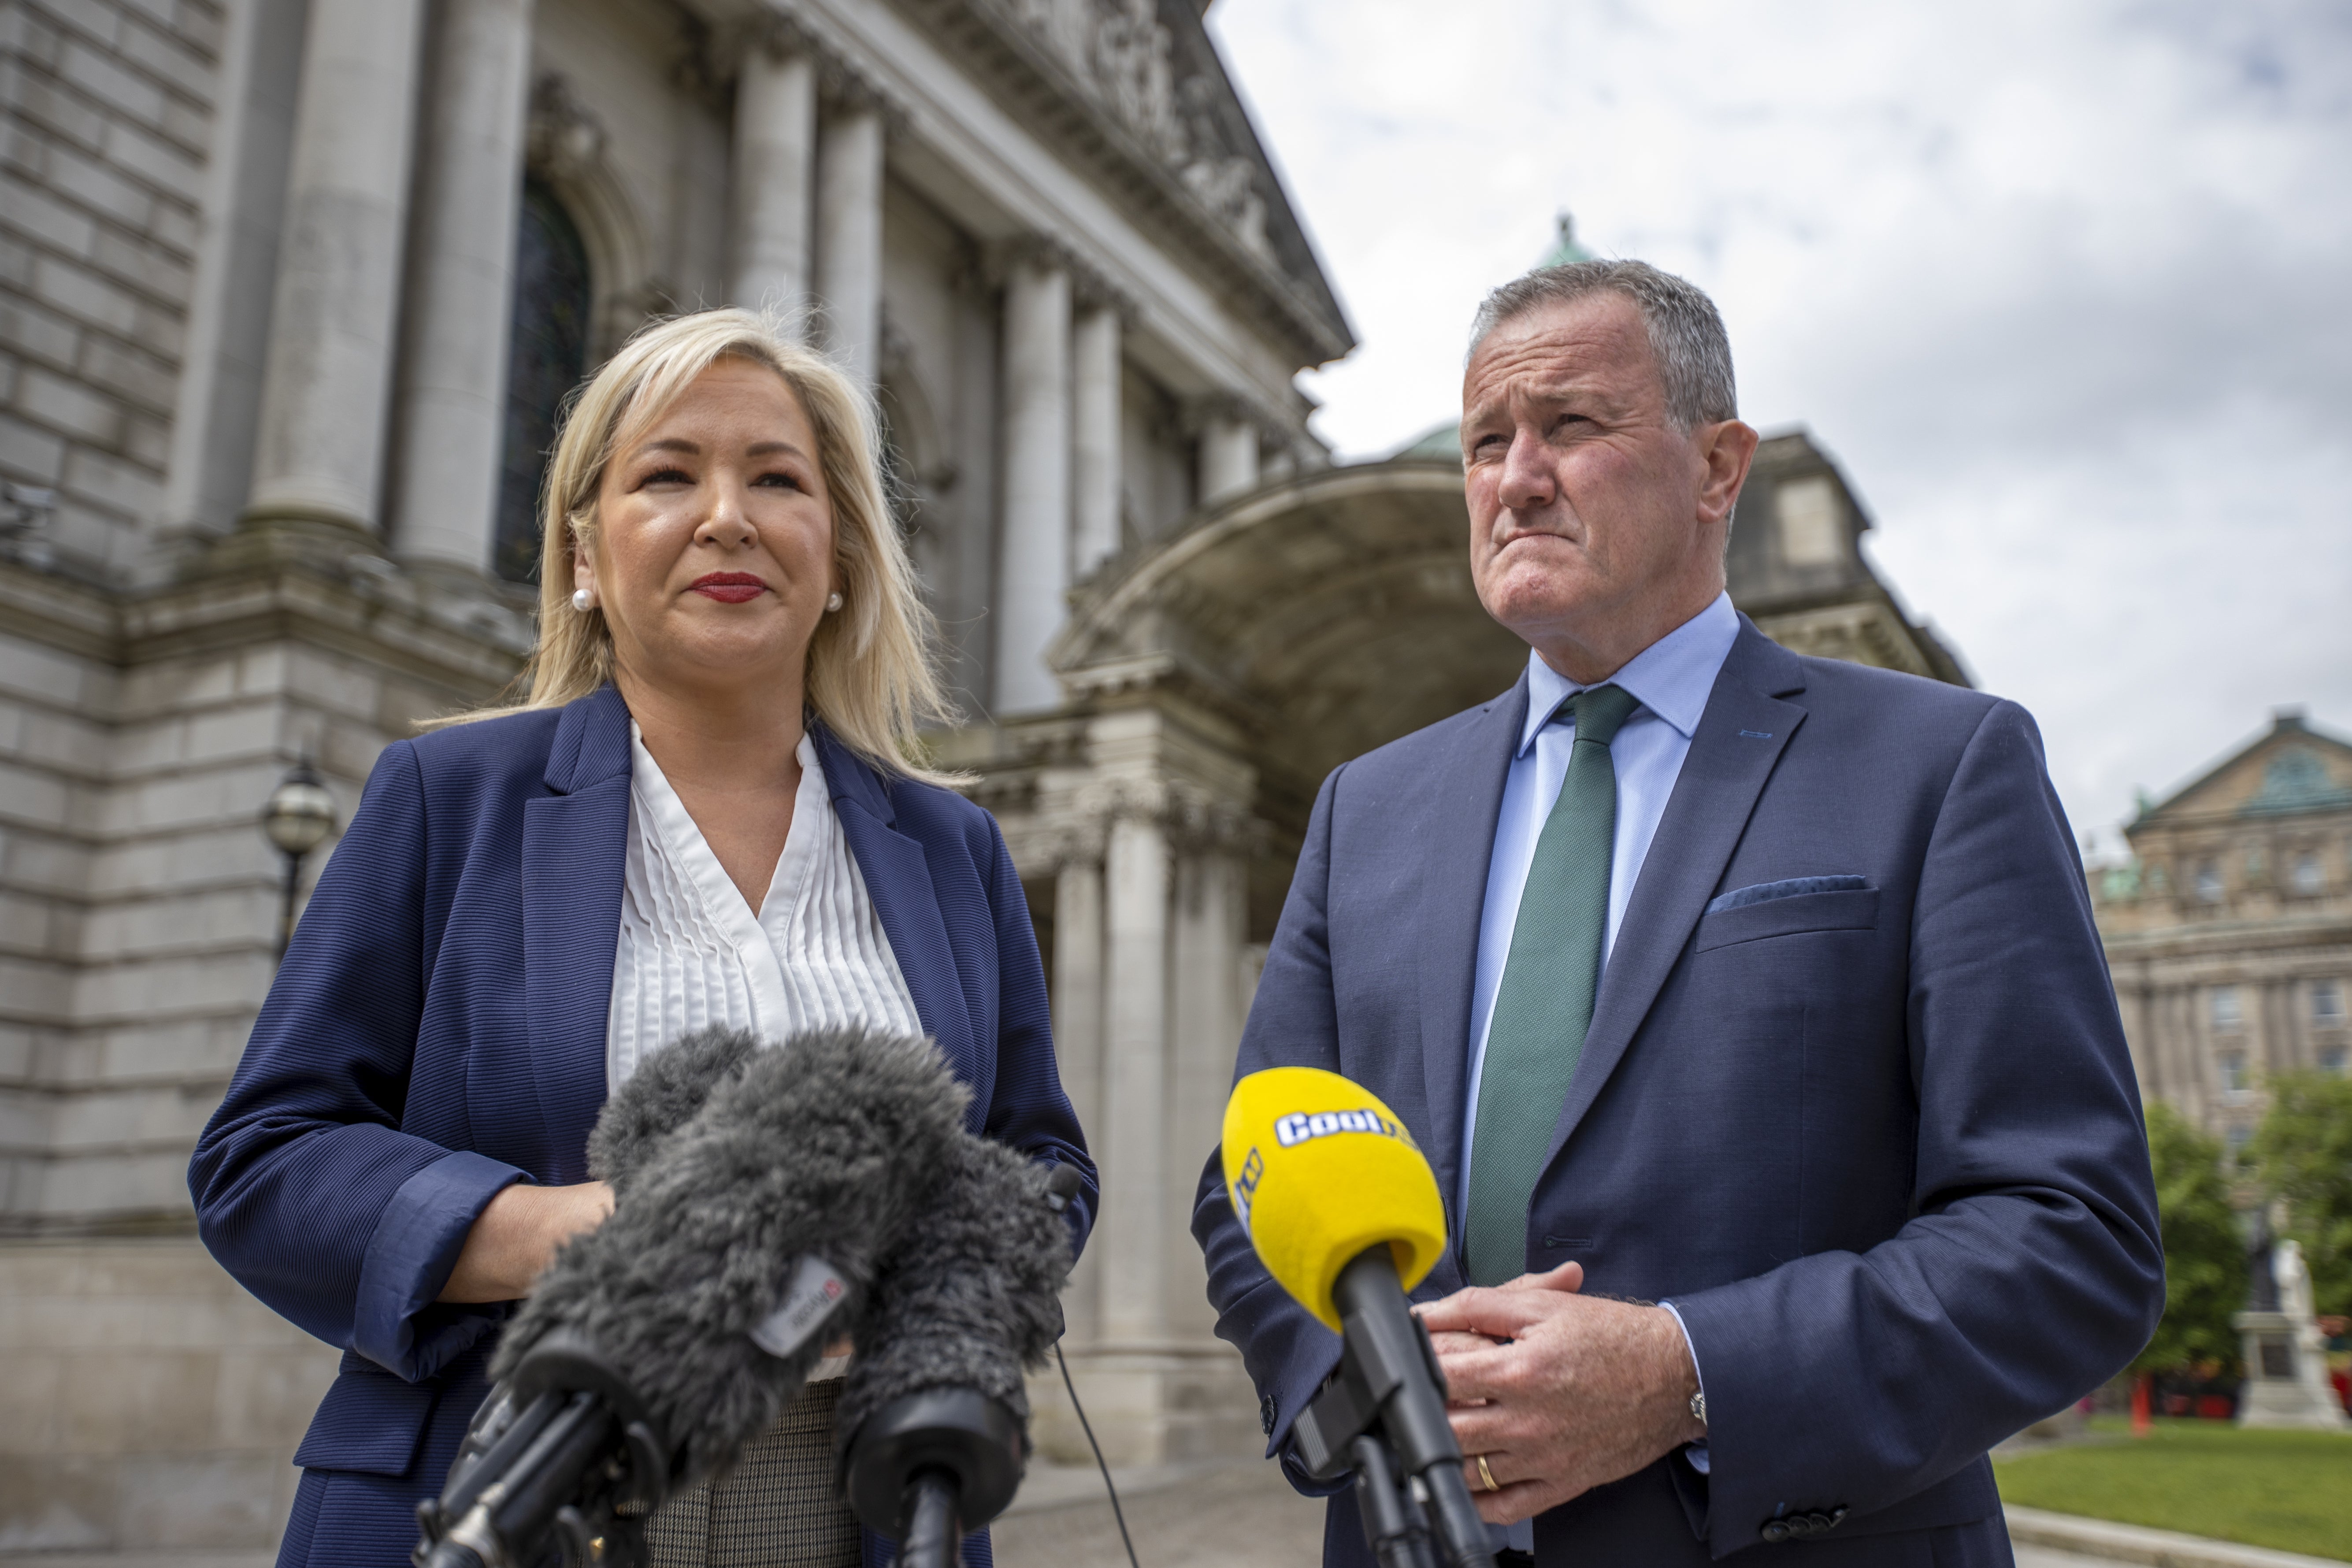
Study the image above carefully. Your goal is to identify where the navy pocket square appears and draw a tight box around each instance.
[1706,875,1870,914]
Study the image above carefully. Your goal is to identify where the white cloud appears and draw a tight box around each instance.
[1210,0,2352,846]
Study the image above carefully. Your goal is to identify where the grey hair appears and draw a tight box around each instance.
[1469,259,1738,429]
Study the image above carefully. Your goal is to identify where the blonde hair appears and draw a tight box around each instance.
[434,308,957,782]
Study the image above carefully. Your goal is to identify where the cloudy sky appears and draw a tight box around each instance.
[1206,0,2352,852]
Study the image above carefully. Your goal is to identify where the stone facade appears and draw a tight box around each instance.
[0,1239,334,1557]
[0,0,1348,1553]
[0,544,523,1555]
[2092,709,2352,1152]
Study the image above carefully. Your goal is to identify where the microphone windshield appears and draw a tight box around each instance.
[1220,1068,1444,1331]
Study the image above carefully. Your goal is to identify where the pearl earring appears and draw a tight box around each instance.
[826,592,844,612]
[571,589,594,612]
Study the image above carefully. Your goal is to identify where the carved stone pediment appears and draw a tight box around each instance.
[1000,0,1272,260]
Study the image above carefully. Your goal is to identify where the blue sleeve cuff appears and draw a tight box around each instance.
[353,1149,530,1382]
[1278,1438,1353,1499]
[1660,1299,1711,1476]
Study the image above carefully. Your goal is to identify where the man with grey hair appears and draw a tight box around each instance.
[1196,260,2160,1564]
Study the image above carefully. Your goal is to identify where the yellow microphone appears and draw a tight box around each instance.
[1221,1068,1493,1568]
[1220,1067,1447,1331]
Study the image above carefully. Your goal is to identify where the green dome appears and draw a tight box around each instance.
[1537,211,1595,269]
[1395,423,1463,463]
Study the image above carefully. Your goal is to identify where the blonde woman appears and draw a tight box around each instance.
[191,310,1096,1568]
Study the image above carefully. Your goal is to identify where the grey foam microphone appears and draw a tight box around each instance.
[507,1024,971,1479]
[583,1025,761,1196]
[836,1134,1078,1568]
[416,1026,968,1568]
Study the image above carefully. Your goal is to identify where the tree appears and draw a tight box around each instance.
[2133,1101,2246,1373]
[2252,1070,2352,1319]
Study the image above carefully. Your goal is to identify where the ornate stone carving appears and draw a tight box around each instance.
[525,73,605,182]
[1180,154,1267,256]
[1173,75,1268,256]
[983,230,1096,293]
[1010,0,1095,82]
[1074,774,1260,855]
[1070,261,1141,324]
[696,7,819,97]
[998,0,1274,262]
[1093,0,1183,161]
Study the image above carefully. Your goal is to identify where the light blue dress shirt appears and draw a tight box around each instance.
[1458,592,1738,1535]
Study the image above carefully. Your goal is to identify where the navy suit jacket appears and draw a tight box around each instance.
[190,685,1095,1568]
[1192,622,2160,1566]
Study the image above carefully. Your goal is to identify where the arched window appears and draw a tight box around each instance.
[495,179,593,584]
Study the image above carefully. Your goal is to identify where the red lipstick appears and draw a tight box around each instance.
[690,571,766,604]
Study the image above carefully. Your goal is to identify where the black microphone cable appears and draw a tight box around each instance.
[1054,1338,1140,1568]
[1038,1162,1139,1568]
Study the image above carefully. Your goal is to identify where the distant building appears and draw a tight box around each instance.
[2094,709,2352,1153]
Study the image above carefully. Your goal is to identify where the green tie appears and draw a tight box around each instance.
[1463,682,1641,1287]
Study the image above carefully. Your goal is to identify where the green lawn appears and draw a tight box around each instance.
[1994,1416,2352,1561]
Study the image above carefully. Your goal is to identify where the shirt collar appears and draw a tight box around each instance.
[1516,590,1740,757]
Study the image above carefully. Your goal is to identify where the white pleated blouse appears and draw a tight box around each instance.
[604,724,923,1092]
[605,727,920,1385]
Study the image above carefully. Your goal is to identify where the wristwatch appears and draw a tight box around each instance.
[1690,1390,1707,1428]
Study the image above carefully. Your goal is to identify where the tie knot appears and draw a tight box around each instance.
[1566,683,1640,746]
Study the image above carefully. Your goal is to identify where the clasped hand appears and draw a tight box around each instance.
[1417,1261,1704,1526]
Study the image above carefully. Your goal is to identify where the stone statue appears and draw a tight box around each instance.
[2276,1238,2316,1327]
[2235,1219,2348,1428]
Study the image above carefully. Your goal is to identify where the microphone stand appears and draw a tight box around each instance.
[412,1331,670,1568]
[1289,1250,1497,1568]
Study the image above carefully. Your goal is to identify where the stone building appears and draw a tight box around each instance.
[0,0,1344,1554]
[0,0,1970,1552]
[2094,708,2352,1152]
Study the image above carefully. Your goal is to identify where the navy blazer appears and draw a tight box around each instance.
[190,685,1095,1568]
[1193,622,2161,1566]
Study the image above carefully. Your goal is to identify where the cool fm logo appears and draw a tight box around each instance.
[1273,1108,1409,1148]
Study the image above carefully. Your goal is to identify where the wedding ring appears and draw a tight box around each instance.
[1476,1453,1499,1493]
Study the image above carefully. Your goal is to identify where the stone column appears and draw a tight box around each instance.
[1070,300,1122,577]
[1052,854,1107,1342]
[1197,404,1259,508]
[157,0,306,556]
[731,44,818,317]
[993,247,1072,714]
[1165,845,1246,1338]
[813,100,884,384]
[245,0,429,534]
[389,0,538,577]
[1099,811,1169,1345]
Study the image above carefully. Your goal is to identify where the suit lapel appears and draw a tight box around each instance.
[815,727,971,1107]
[1542,623,1809,1168]
[1414,673,1529,1233]
[521,686,633,1180]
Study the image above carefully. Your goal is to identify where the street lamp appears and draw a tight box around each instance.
[260,758,337,960]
